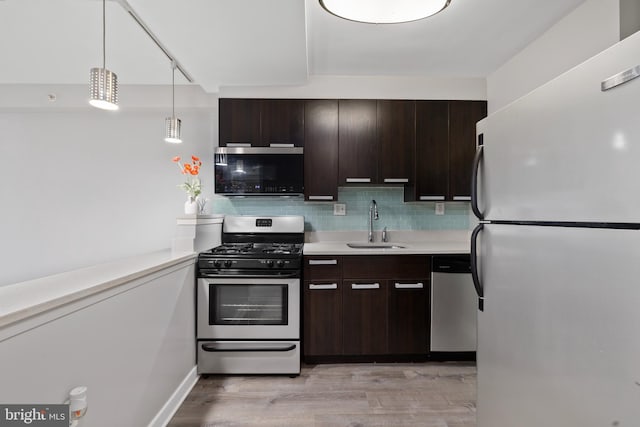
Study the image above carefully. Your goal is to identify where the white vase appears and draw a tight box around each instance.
[184,196,198,215]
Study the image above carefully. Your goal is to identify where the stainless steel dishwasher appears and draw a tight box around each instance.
[430,255,477,357]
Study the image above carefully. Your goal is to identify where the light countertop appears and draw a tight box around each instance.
[0,249,196,329]
[303,230,470,255]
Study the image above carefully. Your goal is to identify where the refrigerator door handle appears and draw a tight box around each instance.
[471,143,484,220]
[471,223,485,311]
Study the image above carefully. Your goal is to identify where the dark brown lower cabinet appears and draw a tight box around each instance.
[303,280,343,357]
[303,255,430,361]
[343,280,388,355]
[388,280,428,354]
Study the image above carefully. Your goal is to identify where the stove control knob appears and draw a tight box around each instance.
[224,260,233,268]
[213,260,222,268]
[277,260,285,268]
[266,260,275,268]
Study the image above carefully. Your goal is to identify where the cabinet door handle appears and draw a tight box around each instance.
[308,195,334,201]
[269,143,294,148]
[226,142,252,147]
[394,282,424,289]
[308,259,338,265]
[346,178,371,183]
[309,283,338,290]
[453,196,471,201]
[419,195,445,201]
[351,283,380,290]
[383,178,409,183]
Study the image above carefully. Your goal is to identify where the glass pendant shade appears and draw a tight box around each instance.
[319,0,451,24]
[165,117,182,143]
[89,67,119,110]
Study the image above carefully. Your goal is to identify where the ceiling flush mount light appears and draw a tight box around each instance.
[89,0,118,110]
[319,0,451,24]
[165,61,182,144]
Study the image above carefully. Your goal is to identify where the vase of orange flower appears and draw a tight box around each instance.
[173,155,203,215]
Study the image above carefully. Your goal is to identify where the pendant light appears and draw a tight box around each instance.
[165,61,182,143]
[319,0,451,24]
[89,0,118,110]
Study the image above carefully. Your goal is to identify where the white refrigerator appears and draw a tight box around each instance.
[472,31,640,427]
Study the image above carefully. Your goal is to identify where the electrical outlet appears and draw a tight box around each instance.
[435,202,445,215]
[333,203,346,216]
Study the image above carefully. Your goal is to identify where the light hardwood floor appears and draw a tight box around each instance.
[167,362,476,427]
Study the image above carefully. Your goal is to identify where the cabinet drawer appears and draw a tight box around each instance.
[343,255,430,279]
[304,256,342,280]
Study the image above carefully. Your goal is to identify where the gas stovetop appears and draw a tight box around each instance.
[197,215,305,277]
[205,242,303,258]
[198,242,303,274]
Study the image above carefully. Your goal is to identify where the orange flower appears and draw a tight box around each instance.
[172,154,202,199]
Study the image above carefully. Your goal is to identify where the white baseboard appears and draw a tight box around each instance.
[148,366,199,427]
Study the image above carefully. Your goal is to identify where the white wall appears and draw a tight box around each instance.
[487,0,620,113]
[0,85,216,286]
[219,75,487,100]
[0,261,196,427]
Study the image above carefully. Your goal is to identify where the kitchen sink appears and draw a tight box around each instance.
[346,243,406,249]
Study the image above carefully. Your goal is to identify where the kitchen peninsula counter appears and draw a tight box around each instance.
[0,250,196,332]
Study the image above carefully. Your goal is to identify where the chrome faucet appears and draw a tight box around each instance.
[368,199,379,243]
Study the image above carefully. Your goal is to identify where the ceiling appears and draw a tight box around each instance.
[0,0,587,93]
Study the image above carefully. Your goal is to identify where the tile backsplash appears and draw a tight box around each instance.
[209,187,469,231]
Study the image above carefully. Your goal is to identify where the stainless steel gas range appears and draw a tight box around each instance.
[196,215,304,375]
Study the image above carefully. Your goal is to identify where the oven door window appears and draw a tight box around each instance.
[210,284,288,325]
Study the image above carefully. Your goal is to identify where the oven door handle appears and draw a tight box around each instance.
[201,343,297,353]
[198,272,301,279]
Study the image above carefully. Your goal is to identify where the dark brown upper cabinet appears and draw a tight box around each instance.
[219,98,261,146]
[218,98,304,147]
[377,100,416,185]
[261,99,304,147]
[410,100,450,202]
[338,99,416,186]
[449,100,487,200]
[304,100,339,201]
[407,100,487,202]
[338,99,378,185]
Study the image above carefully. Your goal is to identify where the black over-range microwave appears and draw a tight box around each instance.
[214,147,304,196]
